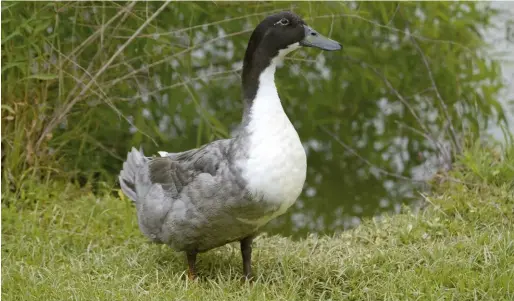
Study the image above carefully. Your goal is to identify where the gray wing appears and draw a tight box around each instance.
[148,139,231,197]
[130,139,235,243]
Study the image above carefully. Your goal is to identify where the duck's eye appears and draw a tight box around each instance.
[277,18,289,26]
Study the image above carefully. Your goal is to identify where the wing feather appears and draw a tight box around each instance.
[147,139,231,197]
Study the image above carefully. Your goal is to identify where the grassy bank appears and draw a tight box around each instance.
[2,144,513,300]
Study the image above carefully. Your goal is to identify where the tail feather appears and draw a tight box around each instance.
[119,147,148,203]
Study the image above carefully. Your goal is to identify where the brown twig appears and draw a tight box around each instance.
[68,2,136,59]
[394,120,452,168]
[409,36,463,155]
[320,126,422,182]
[44,55,158,146]
[341,55,442,151]
[117,68,242,103]
[308,13,475,54]
[110,8,284,39]
[106,28,254,88]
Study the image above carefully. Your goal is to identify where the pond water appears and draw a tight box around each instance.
[484,2,514,141]
[264,2,514,238]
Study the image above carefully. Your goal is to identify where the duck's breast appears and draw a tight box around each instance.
[239,88,307,225]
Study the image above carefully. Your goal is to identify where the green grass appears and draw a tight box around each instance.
[2,144,514,300]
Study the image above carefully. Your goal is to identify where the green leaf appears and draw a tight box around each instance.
[23,74,58,81]
[1,61,26,73]
[1,104,16,114]
[1,28,21,45]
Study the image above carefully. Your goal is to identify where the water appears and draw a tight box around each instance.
[484,2,514,141]
[265,2,514,238]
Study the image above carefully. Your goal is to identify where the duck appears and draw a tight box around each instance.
[119,11,341,281]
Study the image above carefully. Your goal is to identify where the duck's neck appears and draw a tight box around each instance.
[242,49,277,117]
[241,43,299,123]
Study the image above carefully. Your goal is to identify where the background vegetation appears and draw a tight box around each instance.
[1,1,511,235]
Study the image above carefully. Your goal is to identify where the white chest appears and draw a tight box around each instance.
[239,63,307,225]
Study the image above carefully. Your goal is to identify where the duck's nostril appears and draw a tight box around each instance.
[311,32,317,36]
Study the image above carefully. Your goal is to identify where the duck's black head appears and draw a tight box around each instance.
[242,11,342,101]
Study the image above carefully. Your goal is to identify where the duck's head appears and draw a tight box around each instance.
[244,11,341,63]
[242,11,341,99]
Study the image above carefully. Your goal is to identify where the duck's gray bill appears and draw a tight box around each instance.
[300,26,342,51]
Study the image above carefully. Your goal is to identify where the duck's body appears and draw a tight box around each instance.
[119,11,341,280]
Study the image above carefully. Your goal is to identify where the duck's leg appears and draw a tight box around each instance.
[240,236,254,281]
[186,250,198,280]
